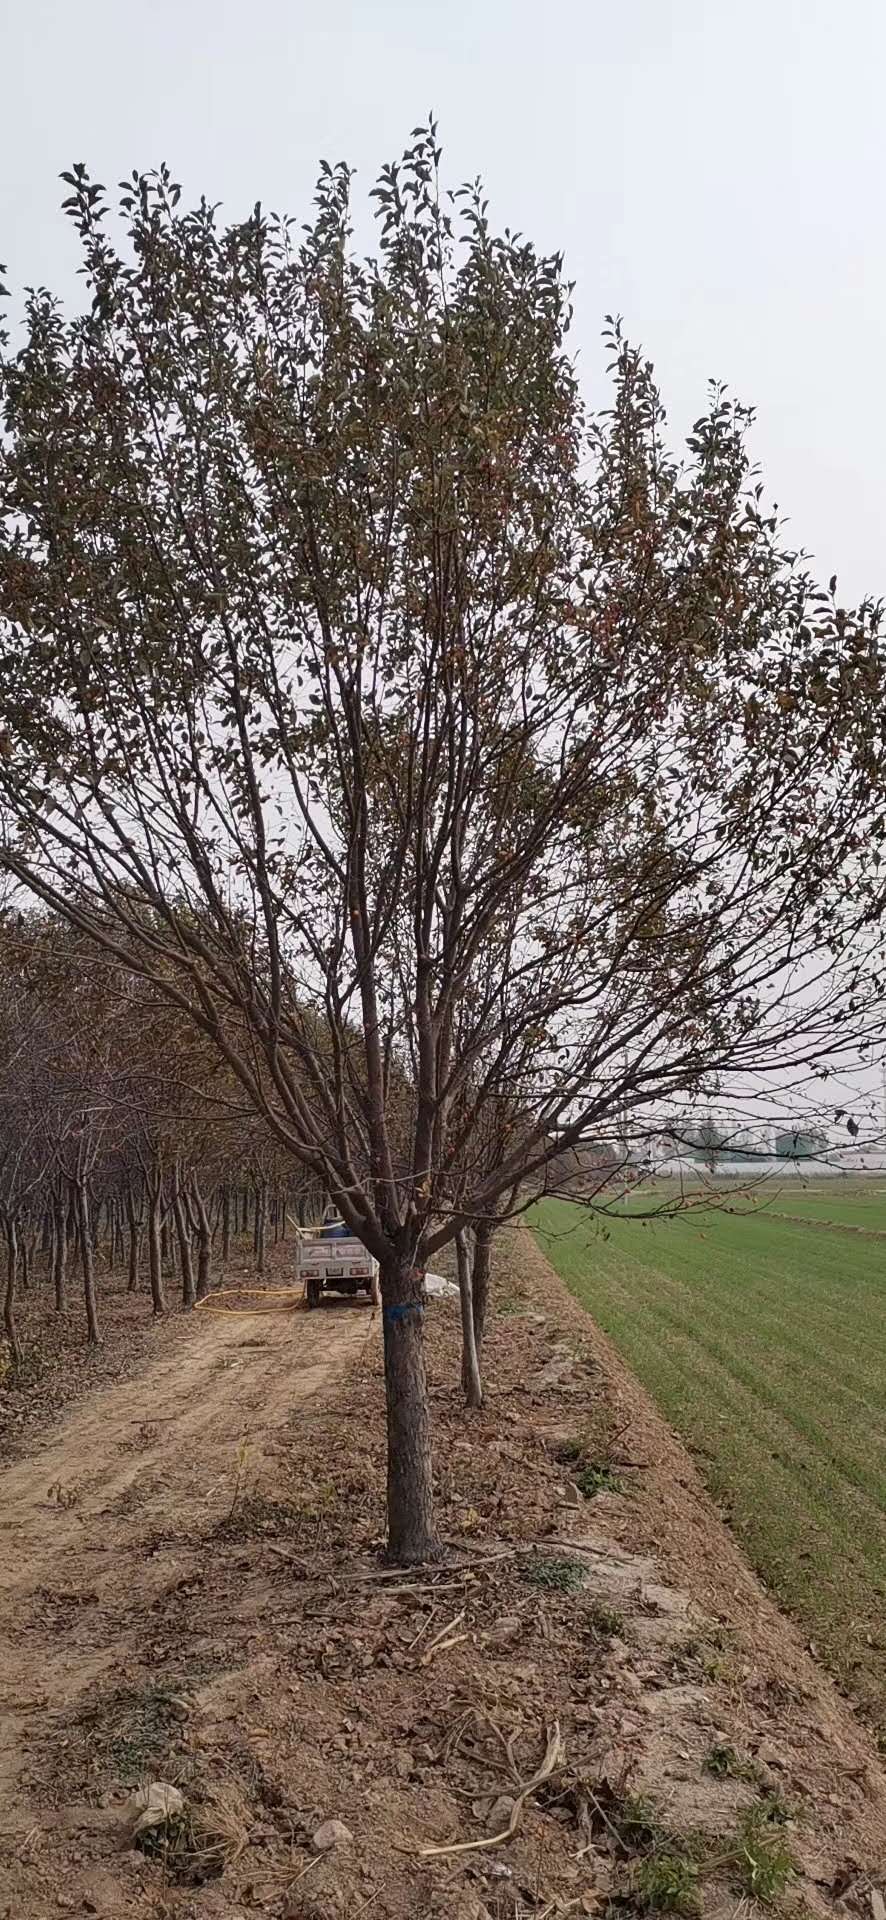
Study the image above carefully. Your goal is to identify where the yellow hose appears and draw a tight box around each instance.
[194,1284,305,1314]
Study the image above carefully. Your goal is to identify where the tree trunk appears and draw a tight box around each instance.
[456,1229,483,1408]
[52,1198,67,1313]
[76,1184,101,1346]
[380,1259,439,1563]
[3,1218,21,1367]
[254,1184,266,1274]
[114,1199,125,1268]
[20,1227,30,1293]
[127,1223,142,1294]
[124,1180,143,1291]
[471,1221,494,1350]
[173,1177,196,1309]
[147,1182,166,1316]
[221,1185,232,1265]
[191,1185,212,1300]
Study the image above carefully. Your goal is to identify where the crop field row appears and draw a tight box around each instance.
[533,1190,886,1730]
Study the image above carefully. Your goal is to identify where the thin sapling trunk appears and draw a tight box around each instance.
[456,1228,484,1408]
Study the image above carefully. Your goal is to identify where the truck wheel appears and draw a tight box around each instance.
[306,1276,321,1309]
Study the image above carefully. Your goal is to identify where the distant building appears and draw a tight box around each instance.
[663,1120,774,1166]
[774,1128,829,1160]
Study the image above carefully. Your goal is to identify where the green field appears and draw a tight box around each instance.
[533,1194,886,1728]
[616,1177,886,1233]
[761,1183,886,1231]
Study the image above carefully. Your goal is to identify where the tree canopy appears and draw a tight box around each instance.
[2,126,885,1557]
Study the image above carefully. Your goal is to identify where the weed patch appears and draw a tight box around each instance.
[521,1554,586,1594]
[671,1627,733,1683]
[78,1682,187,1786]
[725,1804,796,1902]
[587,1599,625,1637]
[703,1741,752,1781]
[576,1461,622,1498]
[631,1848,700,1914]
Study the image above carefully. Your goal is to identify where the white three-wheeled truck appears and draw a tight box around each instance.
[295,1214,380,1309]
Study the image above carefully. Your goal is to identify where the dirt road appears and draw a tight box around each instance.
[0,1298,368,1847]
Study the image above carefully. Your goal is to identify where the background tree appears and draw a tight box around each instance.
[0,985,53,1364]
[0,908,317,1360]
[1,131,886,1558]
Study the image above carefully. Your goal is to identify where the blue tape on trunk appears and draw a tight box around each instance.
[384,1301,425,1324]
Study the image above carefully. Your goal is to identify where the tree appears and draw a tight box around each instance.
[692,1115,727,1175]
[1,130,886,1559]
[0,911,296,1342]
[0,1003,52,1364]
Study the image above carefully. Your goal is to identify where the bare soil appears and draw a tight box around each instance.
[0,1231,884,1920]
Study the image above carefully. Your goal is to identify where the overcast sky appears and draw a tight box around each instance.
[2,0,883,601]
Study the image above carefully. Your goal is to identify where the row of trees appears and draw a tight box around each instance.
[0,915,323,1363]
[2,126,885,1558]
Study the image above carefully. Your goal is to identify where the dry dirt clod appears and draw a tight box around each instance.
[310,1816,354,1853]
[869,1889,886,1920]
[487,1793,516,1830]
[532,1347,580,1391]
[639,1582,690,1618]
[489,1615,522,1645]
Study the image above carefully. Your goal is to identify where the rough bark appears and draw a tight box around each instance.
[146,1180,166,1316]
[456,1228,484,1408]
[123,1180,144,1292]
[127,1223,142,1294]
[75,1182,101,1346]
[52,1198,67,1313]
[254,1183,266,1274]
[471,1221,494,1350]
[2,1218,21,1367]
[191,1184,212,1300]
[173,1178,196,1309]
[380,1259,439,1563]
